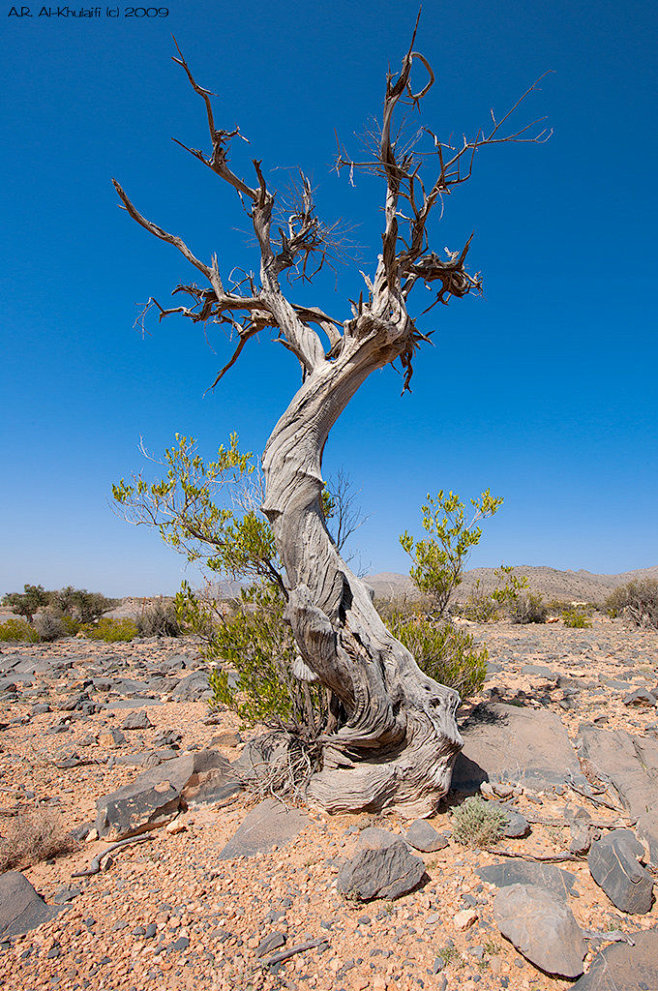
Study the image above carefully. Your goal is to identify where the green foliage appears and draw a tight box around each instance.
[113,434,280,586]
[461,579,500,623]
[400,490,503,618]
[606,579,658,629]
[0,618,39,642]
[386,612,487,699]
[60,615,82,636]
[50,587,118,623]
[451,796,507,847]
[137,598,181,637]
[491,564,529,611]
[81,617,139,642]
[562,607,592,628]
[509,591,547,624]
[176,581,327,735]
[2,584,50,624]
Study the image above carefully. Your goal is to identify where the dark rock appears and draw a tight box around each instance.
[144,923,157,939]
[578,726,658,862]
[452,702,591,794]
[477,861,577,900]
[52,885,81,905]
[336,841,425,901]
[121,711,153,731]
[623,688,656,707]
[405,820,449,852]
[218,798,308,860]
[170,936,190,951]
[356,827,405,851]
[521,664,559,679]
[493,883,586,978]
[570,928,658,990]
[256,932,287,957]
[569,823,593,855]
[95,750,241,839]
[587,830,653,914]
[171,671,211,702]
[0,872,62,939]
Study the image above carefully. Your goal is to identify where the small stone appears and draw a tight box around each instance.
[405,820,449,853]
[169,936,190,952]
[166,818,187,835]
[453,909,478,930]
[623,688,656,707]
[255,932,286,957]
[85,828,98,842]
[97,727,128,749]
[121,711,153,730]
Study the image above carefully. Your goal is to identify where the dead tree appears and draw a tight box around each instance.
[113,25,549,816]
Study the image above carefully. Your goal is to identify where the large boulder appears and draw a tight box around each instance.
[477,861,577,900]
[337,841,426,901]
[571,929,658,990]
[494,883,586,978]
[218,798,308,860]
[578,725,658,862]
[95,750,241,839]
[451,702,590,795]
[587,829,654,914]
[0,872,62,939]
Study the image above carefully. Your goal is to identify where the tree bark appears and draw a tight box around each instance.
[262,325,462,817]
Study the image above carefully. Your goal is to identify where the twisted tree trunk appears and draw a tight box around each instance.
[262,324,462,816]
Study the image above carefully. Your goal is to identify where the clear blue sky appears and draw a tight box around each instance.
[1,0,656,597]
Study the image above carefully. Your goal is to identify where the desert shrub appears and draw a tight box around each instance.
[81,617,139,642]
[461,580,500,623]
[606,580,658,629]
[33,610,66,642]
[178,581,328,736]
[0,618,39,642]
[0,811,79,872]
[451,795,507,847]
[60,615,82,636]
[509,591,547,624]
[562,607,592,629]
[137,598,181,637]
[386,612,487,699]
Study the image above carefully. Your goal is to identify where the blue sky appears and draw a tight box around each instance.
[1,0,656,597]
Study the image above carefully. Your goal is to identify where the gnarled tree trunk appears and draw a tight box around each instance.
[262,328,462,816]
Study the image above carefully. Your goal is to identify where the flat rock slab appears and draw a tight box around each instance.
[494,882,586,978]
[578,725,658,862]
[452,702,591,794]
[0,872,62,939]
[478,861,577,900]
[337,841,426,901]
[587,829,654,915]
[571,929,658,990]
[96,750,241,839]
[218,798,308,860]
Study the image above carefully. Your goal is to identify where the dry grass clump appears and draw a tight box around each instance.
[0,811,80,872]
[451,796,507,848]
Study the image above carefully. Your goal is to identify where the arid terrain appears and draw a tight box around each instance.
[1,615,657,991]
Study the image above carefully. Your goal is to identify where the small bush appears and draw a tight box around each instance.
[451,796,507,847]
[61,615,82,636]
[509,591,547,624]
[562,607,592,629]
[0,811,79,872]
[81,617,139,642]
[33,610,66,642]
[0,618,39,642]
[386,613,487,699]
[606,579,658,629]
[137,598,181,637]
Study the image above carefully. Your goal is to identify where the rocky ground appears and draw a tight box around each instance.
[0,617,657,991]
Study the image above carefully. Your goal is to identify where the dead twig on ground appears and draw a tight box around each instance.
[71,834,154,877]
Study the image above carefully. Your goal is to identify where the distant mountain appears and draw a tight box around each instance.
[365,565,658,604]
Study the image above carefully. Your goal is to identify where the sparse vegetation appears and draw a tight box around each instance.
[562,607,592,628]
[400,490,503,619]
[2,584,50,624]
[387,612,487,699]
[81,617,139,642]
[0,811,79,872]
[0,618,39,642]
[136,597,181,638]
[451,795,508,847]
[33,609,66,642]
[606,579,658,630]
[509,591,547,624]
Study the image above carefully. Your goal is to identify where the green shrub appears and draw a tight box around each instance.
[509,591,547,624]
[386,613,487,699]
[451,796,507,847]
[178,582,328,736]
[137,598,181,637]
[562,607,591,629]
[50,587,119,623]
[81,617,139,642]
[60,615,82,636]
[0,618,39,642]
[606,579,658,629]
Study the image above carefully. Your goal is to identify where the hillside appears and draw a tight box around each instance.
[366,564,658,604]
